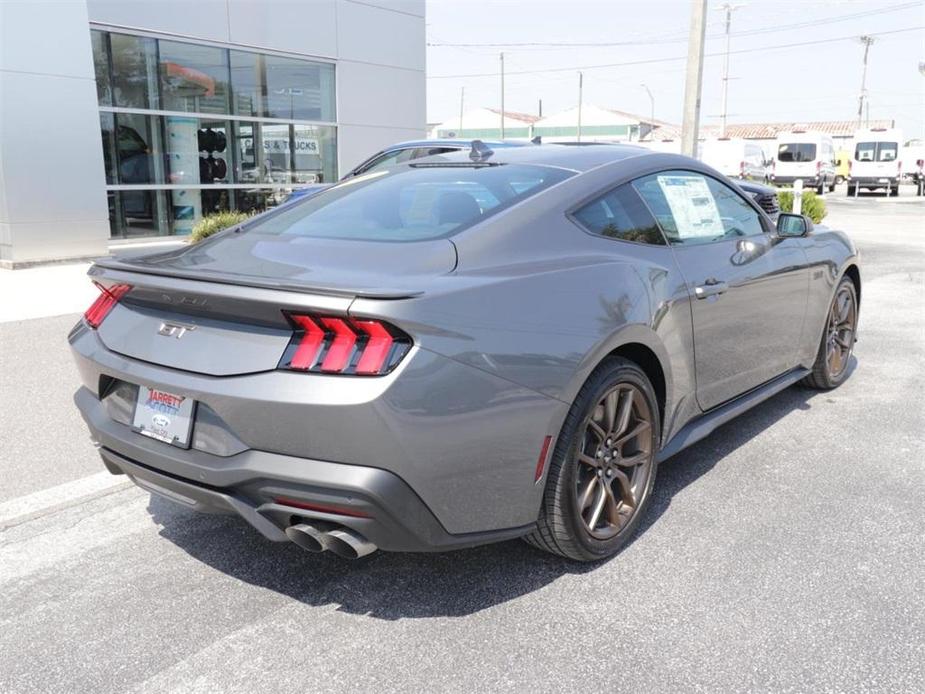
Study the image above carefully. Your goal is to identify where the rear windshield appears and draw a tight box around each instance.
[855,141,898,162]
[243,164,573,242]
[777,143,817,162]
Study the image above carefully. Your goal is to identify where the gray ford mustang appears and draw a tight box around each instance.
[70,144,860,561]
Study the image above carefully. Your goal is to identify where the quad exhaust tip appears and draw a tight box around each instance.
[285,522,376,559]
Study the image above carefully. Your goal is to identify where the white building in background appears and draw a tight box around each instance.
[430,104,661,143]
[430,107,540,140]
[0,0,425,267]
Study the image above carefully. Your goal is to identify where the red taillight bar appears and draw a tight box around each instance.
[84,282,132,328]
[319,318,356,372]
[288,315,326,370]
[279,312,410,376]
[354,320,394,375]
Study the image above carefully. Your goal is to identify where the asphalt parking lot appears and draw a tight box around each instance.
[1,187,923,693]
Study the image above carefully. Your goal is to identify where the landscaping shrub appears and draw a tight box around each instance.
[190,210,253,243]
[777,189,827,224]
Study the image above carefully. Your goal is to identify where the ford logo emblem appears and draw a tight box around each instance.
[152,414,171,428]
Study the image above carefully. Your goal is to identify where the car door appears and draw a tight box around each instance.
[633,170,809,411]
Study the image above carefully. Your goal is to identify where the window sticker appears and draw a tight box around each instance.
[656,175,724,239]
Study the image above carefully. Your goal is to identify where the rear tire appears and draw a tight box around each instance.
[802,277,858,390]
[525,358,660,561]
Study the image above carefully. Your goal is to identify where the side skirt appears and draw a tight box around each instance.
[657,367,810,463]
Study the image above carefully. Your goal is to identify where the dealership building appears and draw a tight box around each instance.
[0,0,425,267]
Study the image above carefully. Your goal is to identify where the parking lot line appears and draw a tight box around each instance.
[0,471,130,530]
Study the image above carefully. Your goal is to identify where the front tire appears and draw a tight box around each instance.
[803,277,858,390]
[525,358,660,561]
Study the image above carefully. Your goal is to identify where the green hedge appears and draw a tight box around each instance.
[777,189,827,224]
[190,211,253,243]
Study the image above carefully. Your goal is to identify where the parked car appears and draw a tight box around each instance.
[736,179,780,222]
[70,144,860,562]
[848,128,903,196]
[343,138,529,178]
[700,138,769,182]
[771,130,837,193]
[283,139,532,203]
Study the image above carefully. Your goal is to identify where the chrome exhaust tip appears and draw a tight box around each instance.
[324,528,377,559]
[285,522,331,553]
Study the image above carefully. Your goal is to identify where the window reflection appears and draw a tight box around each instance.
[159,40,230,114]
[110,33,158,109]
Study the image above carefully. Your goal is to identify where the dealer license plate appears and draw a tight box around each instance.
[132,386,195,448]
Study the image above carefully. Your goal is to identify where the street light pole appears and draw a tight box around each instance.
[500,52,505,139]
[857,36,875,128]
[718,3,743,138]
[577,72,583,142]
[459,86,465,136]
[640,83,655,140]
[681,0,708,157]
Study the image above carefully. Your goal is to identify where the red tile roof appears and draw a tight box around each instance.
[651,119,895,141]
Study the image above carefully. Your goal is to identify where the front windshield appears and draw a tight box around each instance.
[244,164,573,242]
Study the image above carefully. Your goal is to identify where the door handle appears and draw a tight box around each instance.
[694,278,728,299]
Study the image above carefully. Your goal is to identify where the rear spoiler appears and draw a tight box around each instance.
[90,257,424,301]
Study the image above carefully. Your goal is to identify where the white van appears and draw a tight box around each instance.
[771,131,836,193]
[700,138,768,182]
[849,128,903,196]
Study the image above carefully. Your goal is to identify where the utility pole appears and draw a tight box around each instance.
[538,98,543,118]
[718,3,743,138]
[577,72,583,142]
[681,0,708,157]
[500,52,505,139]
[857,36,875,128]
[458,86,465,136]
[640,83,655,140]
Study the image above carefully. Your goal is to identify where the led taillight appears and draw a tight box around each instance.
[279,312,410,376]
[84,282,132,328]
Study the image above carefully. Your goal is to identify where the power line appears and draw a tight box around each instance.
[427,26,923,79]
[426,1,920,49]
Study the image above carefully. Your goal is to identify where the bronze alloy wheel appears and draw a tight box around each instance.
[575,384,654,540]
[825,282,857,380]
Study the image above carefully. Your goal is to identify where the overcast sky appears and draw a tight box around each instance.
[425,0,925,139]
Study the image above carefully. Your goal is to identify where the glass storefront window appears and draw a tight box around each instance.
[263,55,335,121]
[100,113,117,184]
[94,30,337,238]
[91,31,111,105]
[167,188,231,236]
[114,113,158,185]
[230,51,335,121]
[109,190,166,238]
[110,33,159,109]
[159,40,230,114]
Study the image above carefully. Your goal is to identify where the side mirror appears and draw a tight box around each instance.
[777,213,813,237]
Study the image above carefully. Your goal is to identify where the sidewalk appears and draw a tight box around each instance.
[0,239,184,323]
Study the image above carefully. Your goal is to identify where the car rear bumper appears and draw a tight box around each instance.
[848,176,898,187]
[76,387,534,551]
[769,175,822,186]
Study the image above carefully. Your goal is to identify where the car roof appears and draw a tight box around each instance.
[409,142,658,173]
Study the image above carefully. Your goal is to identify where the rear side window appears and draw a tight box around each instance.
[855,141,898,162]
[632,171,763,245]
[243,164,573,241]
[778,143,817,162]
[572,184,665,245]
